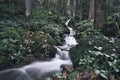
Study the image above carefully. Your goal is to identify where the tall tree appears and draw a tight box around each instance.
[73,0,76,17]
[79,0,83,20]
[25,0,32,17]
[94,0,106,28]
[57,0,66,15]
[89,0,95,19]
[66,0,71,17]
[75,0,82,20]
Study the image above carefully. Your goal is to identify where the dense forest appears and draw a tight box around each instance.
[0,0,120,80]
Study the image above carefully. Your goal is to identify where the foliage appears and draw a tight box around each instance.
[75,20,93,32]
[102,13,120,38]
[0,27,21,64]
[0,1,120,80]
[0,3,16,16]
[105,0,120,15]
[0,56,5,64]
[0,5,69,68]
[70,20,120,79]
[0,27,63,65]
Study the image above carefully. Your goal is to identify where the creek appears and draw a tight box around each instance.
[0,19,78,80]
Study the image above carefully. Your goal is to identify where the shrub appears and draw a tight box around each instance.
[70,28,120,79]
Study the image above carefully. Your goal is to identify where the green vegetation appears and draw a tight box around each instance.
[69,18,120,79]
[0,0,120,80]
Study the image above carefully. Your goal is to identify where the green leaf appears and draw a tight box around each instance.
[0,56,4,64]
[68,71,78,80]
[100,73,107,79]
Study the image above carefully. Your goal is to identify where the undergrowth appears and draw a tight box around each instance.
[0,2,120,80]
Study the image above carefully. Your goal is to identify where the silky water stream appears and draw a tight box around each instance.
[0,19,78,80]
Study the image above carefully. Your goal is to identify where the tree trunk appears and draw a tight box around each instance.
[94,0,106,29]
[79,0,82,20]
[25,0,32,17]
[57,0,66,16]
[66,0,71,17]
[43,0,49,9]
[75,0,82,20]
[89,0,95,19]
[73,0,76,17]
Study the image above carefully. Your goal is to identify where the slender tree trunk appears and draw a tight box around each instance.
[63,0,67,16]
[106,0,113,15]
[57,0,65,15]
[94,0,106,28]
[57,0,60,14]
[79,0,82,20]
[75,0,82,20]
[66,0,71,17]
[73,0,76,17]
[43,0,49,9]
[25,0,31,17]
[89,0,95,19]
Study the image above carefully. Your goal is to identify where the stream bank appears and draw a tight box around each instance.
[0,6,120,80]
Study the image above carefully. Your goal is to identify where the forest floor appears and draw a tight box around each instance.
[0,6,120,80]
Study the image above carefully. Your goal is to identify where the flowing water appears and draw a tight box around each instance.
[0,19,78,80]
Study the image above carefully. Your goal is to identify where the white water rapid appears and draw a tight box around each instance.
[0,19,78,80]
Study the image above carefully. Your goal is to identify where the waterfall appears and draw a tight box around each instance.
[0,19,78,80]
